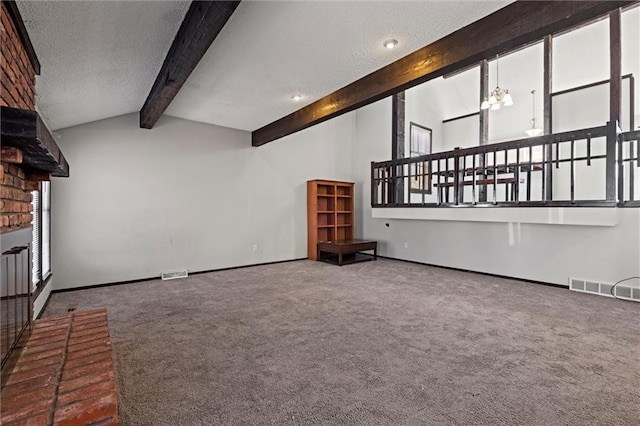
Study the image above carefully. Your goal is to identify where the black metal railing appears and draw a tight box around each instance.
[371,121,632,208]
[619,129,640,207]
[1,245,32,381]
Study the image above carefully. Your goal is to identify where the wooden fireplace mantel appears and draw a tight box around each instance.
[1,106,69,177]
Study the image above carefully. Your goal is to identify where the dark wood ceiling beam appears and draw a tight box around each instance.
[252,0,634,147]
[140,1,241,129]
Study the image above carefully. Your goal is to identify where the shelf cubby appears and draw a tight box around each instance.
[307,179,355,260]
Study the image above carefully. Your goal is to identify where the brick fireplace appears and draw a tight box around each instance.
[1,0,37,234]
[1,0,69,388]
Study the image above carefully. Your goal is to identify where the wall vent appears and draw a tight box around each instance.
[161,270,188,281]
[569,277,640,302]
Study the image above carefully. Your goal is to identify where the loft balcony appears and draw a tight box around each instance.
[371,122,639,208]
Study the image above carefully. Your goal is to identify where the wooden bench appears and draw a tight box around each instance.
[1,308,118,425]
[318,239,377,266]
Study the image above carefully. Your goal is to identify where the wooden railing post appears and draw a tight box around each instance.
[479,60,489,203]
[388,166,395,205]
[392,92,405,205]
[370,162,376,207]
[610,9,622,204]
[543,35,553,202]
[617,131,625,205]
[453,147,463,205]
[606,120,619,202]
[629,76,636,202]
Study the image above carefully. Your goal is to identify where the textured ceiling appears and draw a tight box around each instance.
[16,0,190,131]
[166,1,512,131]
[17,1,512,132]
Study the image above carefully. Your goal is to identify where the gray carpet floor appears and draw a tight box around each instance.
[42,259,639,425]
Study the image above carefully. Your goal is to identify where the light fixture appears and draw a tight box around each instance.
[525,89,543,137]
[481,55,513,111]
[291,94,303,101]
[383,39,398,49]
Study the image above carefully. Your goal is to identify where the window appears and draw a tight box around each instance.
[31,181,51,289]
[409,122,432,193]
[42,182,51,276]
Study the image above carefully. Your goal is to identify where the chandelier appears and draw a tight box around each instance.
[481,55,513,110]
[525,90,543,137]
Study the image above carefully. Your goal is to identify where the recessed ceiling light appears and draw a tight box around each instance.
[291,94,303,101]
[383,39,398,49]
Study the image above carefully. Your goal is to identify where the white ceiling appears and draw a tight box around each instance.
[18,1,512,132]
[17,0,190,131]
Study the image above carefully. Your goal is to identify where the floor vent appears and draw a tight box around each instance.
[569,277,640,302]
[161,270,188,281]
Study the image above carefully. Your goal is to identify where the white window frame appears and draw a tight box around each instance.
[31,181,51,289]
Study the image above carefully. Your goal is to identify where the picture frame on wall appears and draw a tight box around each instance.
[409,122,432,193]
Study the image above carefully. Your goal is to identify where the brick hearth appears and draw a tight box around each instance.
[1,308,118,425]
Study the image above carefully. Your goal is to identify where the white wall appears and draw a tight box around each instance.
[1,228,52,319]
[406,66,479,152]
[354,97,640,286]
[553,12,637,133]
[52,113,355,289]
[488,43,544,143]
[622,6,640,128]
[0,228,31,298]
[50,98,638,291]
[405,83,443,151]
[553,18,609,93]
[443,115,479,151]
[33,278,52,319]
[49,8,640,291]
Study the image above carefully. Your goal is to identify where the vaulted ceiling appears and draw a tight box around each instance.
[16,0,190,131]
[17,1,513,132]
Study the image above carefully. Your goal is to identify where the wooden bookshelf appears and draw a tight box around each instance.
[307,179,354,260]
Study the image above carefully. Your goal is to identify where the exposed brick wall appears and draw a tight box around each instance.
[0,1,36,110]
[1,2,37,234]
[0,162,33,234]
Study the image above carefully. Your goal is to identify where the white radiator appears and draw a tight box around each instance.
[569,277,640,302]
[161,270,189,281]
